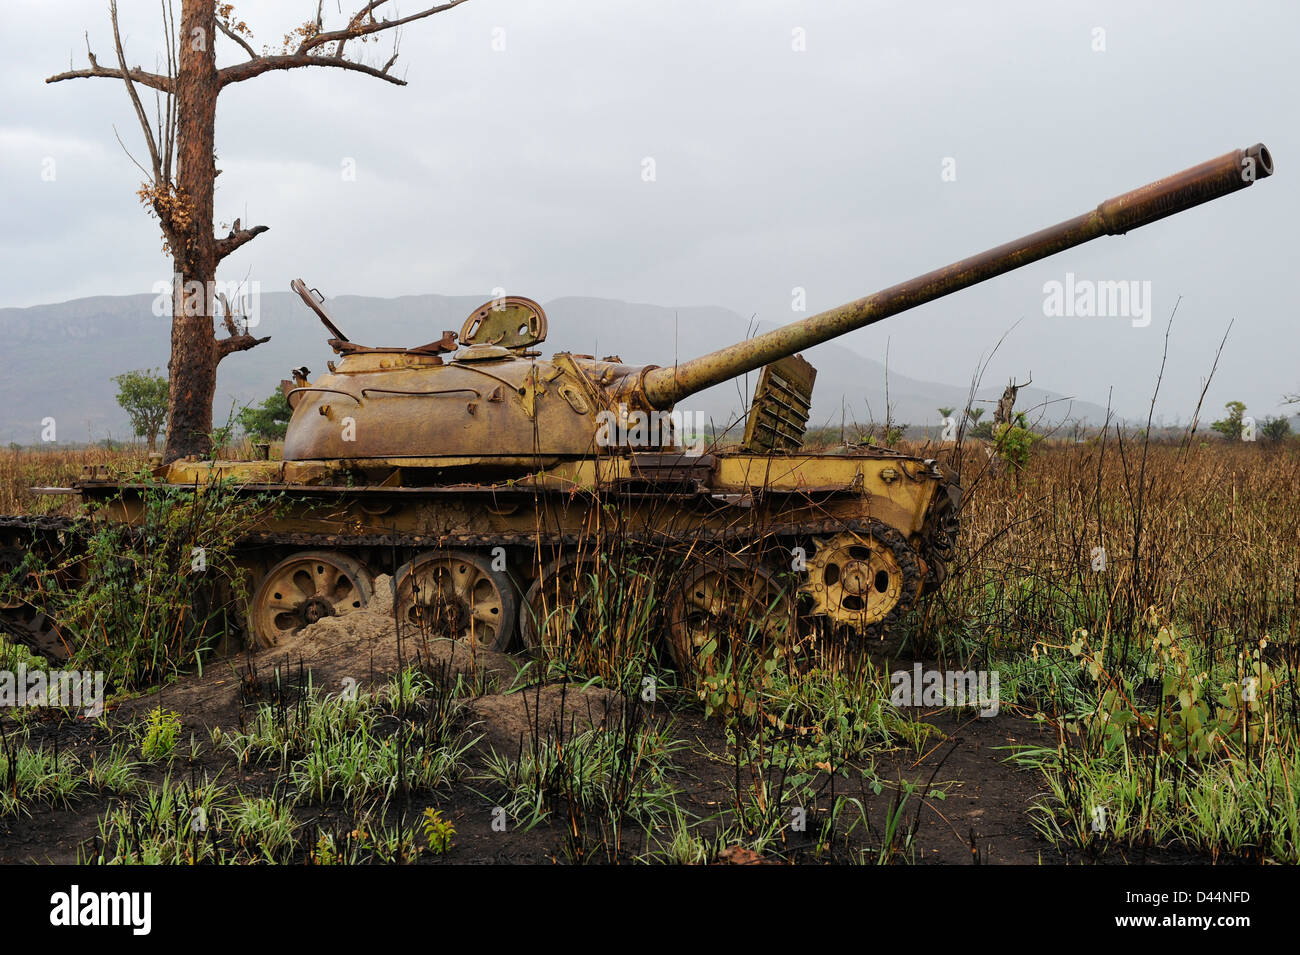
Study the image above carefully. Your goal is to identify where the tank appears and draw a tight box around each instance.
[2,143,1274,681]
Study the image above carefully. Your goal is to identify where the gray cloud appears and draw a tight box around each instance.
[1,0,1294,422]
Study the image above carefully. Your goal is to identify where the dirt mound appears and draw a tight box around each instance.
[467,684,624,756]
[279,609,397,651]
[119,610,519,730]
[266,610,519,690]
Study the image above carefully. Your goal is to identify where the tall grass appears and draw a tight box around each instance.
[928,437,1300,862]
[0,447,144,516]
[922,440,1300,661]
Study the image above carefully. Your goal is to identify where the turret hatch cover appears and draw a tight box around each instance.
[460,297,548,350]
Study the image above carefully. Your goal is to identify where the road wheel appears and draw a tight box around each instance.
[249,550,374,647]
[798,525,922,635]
[394,549,517,651]
[0,546,31,611]
[665,554,794,688]
[0,602,72,663]
[519,554,600,654]
[0,534,80,662]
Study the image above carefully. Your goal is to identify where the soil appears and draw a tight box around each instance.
[0,611,1209,865]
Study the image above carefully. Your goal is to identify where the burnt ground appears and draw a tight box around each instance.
[0,616,1209,865]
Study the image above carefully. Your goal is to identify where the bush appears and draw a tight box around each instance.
[992,413,1042,471]
[36,477,278,689]
[237,389,293,441]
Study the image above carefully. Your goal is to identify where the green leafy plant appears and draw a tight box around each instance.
[992,413,1042,472]
[964,406,993,438]
[1062,608,1278,762]
[207,399,241,460]
[1260,415,1292,442]
[421,807,455,854]
[237,388,293,441]
[480,708,682,863]
[1210,400,1247,440]
[228,793,299,863]
[139,707,183,762]
[88,776,230,865]
[36,479,277,689]
[219,672,474,808]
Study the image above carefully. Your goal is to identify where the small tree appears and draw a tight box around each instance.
[1260,416,1292,442]
[883,423,908,447]
[113,368,169,452]
[237,388,293,440]
[1210,401,1247,440]
[993,412,1042,473]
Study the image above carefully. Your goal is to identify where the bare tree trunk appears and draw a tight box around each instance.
[49,0,471,463]
[163,0,219,463]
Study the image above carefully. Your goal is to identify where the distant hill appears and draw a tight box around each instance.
[0,291,1113,444]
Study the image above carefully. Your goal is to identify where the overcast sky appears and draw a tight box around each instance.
[1,0,1294,421]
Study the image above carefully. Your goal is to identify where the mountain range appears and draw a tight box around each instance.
[0,290,1114,445]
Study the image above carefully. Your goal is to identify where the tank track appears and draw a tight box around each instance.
[0,515,82,534]
[0,512,932,661]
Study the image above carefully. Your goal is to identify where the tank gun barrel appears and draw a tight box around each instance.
[640,143,1273,409]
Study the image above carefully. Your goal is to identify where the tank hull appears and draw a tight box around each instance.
[16,448,955,673]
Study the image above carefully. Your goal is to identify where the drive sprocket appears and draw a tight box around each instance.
[797,524,922,636]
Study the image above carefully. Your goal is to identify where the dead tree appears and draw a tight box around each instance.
[47,0,472,461]
[994,375,1032,428]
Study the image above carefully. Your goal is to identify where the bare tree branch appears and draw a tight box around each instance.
[297,0,470,56]
[216,17,258,60]
[108,0,163,183]
[161,0,177,180]
[217,1,469,89]
[216,331,272,358]
[111,123,155,182]
[215,290,272,357]
[46,64,172,93]
[220,53,409,87]
[216,224,269,261]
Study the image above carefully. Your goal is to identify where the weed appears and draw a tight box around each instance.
[138,706,182,762]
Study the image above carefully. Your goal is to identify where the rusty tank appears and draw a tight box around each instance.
[1,142,1275,681]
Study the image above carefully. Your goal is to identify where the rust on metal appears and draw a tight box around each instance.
[285,386,362,409]
[290,277,349,342]
[459,296,548,349]
[359,386,481,399]
[741,354,817,453]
